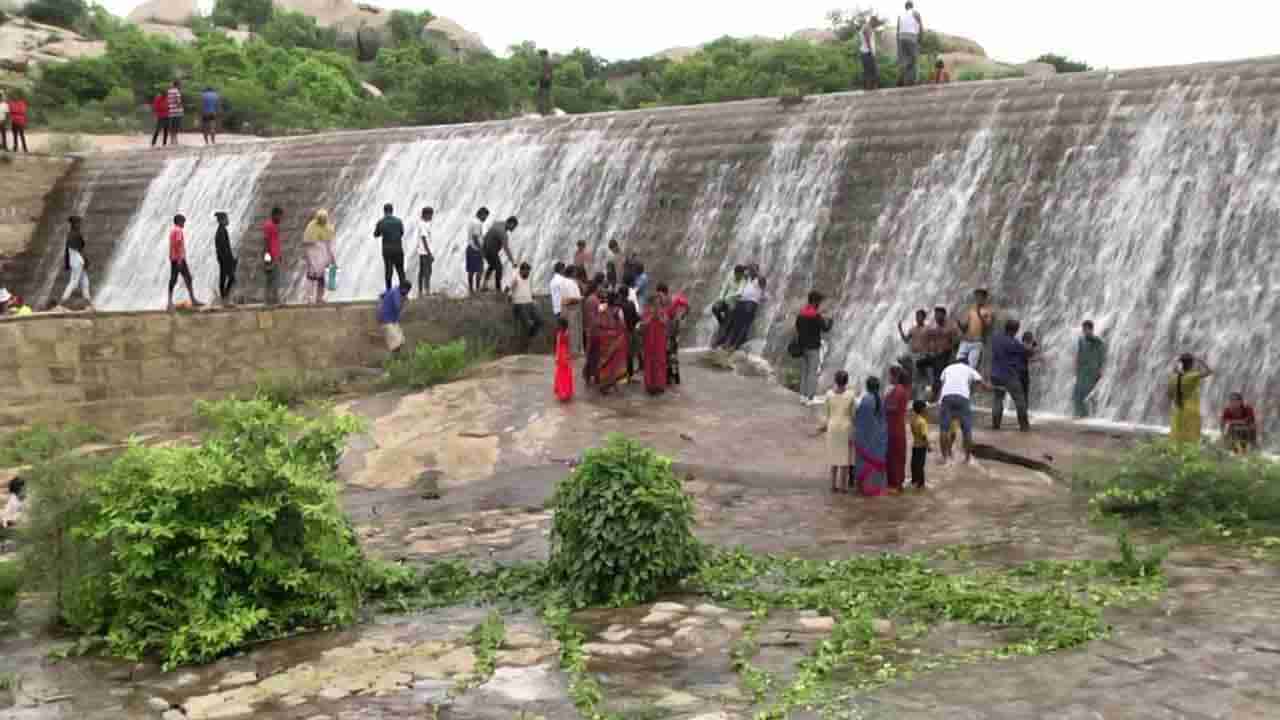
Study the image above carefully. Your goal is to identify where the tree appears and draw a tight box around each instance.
[371,44,438,94]
[21,0,87,29]
[260,10,338,51]
[1035,53,1092,73]
[387,9,433,47]
[394,59,517,125]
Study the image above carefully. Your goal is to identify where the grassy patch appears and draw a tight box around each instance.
[461,610,505,690]
[383,340,493,390]
[250,370,343,408]
[1078,440,1280,544]
[0,560,18,621]
[0,424,104,467]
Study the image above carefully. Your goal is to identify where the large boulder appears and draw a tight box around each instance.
[0,18,106,74]
[281,0,388,28]
[126,0,199,26]
[421,16,490,58]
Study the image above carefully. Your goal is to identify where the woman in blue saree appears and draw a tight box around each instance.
[853,376,888,497]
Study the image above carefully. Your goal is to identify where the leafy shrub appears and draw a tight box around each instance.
[384,339,491,390]
[548,435,703,607]
[20,0,85,29]
[1080,440,1280,532]
[957,69,986,82]
[35,399,367,668]
[0,561,17,620]
[1036,53,1092,74]
[0,423,103,467]
[251,370,341,407]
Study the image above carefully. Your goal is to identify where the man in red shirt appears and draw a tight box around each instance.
[263,206,283,306]
[167,213,200,310]
[151,89,169,147]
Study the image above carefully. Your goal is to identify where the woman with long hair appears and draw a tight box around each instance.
[641,284,671,394]
[667,291,689,386]
[853,376,889,497]
[885,365,912,491]
[1169,353,1213,444]
[554,317,575,402]
[302,209,337,304]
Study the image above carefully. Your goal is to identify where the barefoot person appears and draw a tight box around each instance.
[166,214,201,310]
[1169,354,1213,444]
[214,211,236,304]
[554,317,575,402]
[302,209,337,304]
[854,376,889,497]
[414,206,434,297]
[796,291,834,404]
[377,281,411,354]
[990,319,1032,432]
[898,308,930,401]
[885,366,912,491]
[910,400,930,488]
[466,207,488,294]
[641,284,671,395]
[59,216,93,309]
[821,370,856,493]
[596,289,631,394]
[667,290,689,387]
[938,357,990,465]
[1073,320,1107,417]
[956,288,994,369]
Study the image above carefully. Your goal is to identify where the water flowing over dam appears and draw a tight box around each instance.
[15,58,1280,436]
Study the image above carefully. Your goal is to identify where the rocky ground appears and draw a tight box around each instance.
[2,353,1278,719]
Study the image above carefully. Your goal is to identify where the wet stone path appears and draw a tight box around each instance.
[3,355,1279,719]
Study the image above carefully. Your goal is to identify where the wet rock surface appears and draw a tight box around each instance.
[3,355,1279,719]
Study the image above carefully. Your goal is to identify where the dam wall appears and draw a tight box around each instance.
[0,154,76,283]
[0,297,550,429]
[12,57,1280,437]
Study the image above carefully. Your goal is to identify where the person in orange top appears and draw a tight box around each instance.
[930,60,951,84]
[166,214,201,310]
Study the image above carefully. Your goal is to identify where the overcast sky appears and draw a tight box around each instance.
[105,0,1277,70]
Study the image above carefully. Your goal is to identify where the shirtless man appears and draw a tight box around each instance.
[898,309,930,402]
[956,288,994,369]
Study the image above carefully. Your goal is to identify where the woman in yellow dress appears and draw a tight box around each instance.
[1169,353,1213,444]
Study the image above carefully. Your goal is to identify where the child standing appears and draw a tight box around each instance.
[554,316,575,402]
[910,400,930,488]
[821,370,856,493]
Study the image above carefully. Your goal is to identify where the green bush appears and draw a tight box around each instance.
[20,0,85,29]
[1036,53,1092,74]
[0,424,103,467]
[251,370,341,407]
[548,435,704,607]
[0,561,18,620]
[34,399,367,668]
[383,340,491,390]
[1080,440,1280,532]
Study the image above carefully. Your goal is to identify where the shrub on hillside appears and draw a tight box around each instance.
[383,340,491,390]
[23,399,367,668]
[1080,440,1280,532]
[0,423,103,468]
[0,560,17,621]
[252,370,342,407]
[20,0,86,29]
[548,436,704,607]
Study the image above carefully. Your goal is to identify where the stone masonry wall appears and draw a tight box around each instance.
[0,295,552,430]
[0,154,76,284]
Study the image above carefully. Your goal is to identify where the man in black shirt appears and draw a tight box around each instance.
[58,215,92,309]
[374,203,406,291]
[214,211,236,304]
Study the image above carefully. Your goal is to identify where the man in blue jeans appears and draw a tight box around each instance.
[937,356,991,465]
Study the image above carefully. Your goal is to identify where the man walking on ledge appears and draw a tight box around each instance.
[482,216,518,292]
[897,1,924,86]
[375,203,407,292]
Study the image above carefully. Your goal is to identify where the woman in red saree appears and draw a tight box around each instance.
[596,290,630,393]
[642,285,671,394]
[554,317,574,402]
[885,365,911,491]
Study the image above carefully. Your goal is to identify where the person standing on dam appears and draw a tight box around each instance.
[537,49,554,116]
[1073,320,1107,417]
[214,211,236,305]
[898,309,931,402]
[167,214,201,310]
[374,204,407,292]
[59,215,93,310]
[414,206,434,297]
[897,1,924,87]
[466,207,489,295]
[955,288,994,370]
[482,216,519,292]
[263,207,283,306]
[859,17,881,91]
[166,80,184,145]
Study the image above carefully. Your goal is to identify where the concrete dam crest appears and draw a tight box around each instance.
[12,57,1280,435]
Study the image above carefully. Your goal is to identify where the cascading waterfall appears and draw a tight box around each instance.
[95,152,273,311]
[35,62,1280,440]
[325,117,666,300]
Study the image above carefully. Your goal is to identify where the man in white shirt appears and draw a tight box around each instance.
[897,1,924,87]
[509,262,542,342]
[549,261,567,316]
[415,206,434,298]
[938,357,991,465]
[466,207,489,295]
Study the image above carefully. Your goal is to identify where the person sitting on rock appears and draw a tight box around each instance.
[1220,392,1258,454]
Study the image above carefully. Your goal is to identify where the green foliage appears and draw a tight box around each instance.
[0,561,18,621]
[387,9,433,47]
[259,9,337,51]
[0,423,103,467]
[464,611,505,687]
[20,0,86,29]
[548,436,704,608]
[251,370,341,408]
[658,37,855,106]
[1036,53,1092,74]
[383,339,491,390]
[370,43,439,94]
[33,56,126,107]
[212,0,272,30]
[956,69,986,82]
[1081,440,1280,534]
[39,400,367,669]
[392,59,518,125]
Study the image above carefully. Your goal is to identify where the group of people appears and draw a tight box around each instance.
[151,80,222,147]
[856,2,951,92]
[710,263,769,352]
[0,89,30,153]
